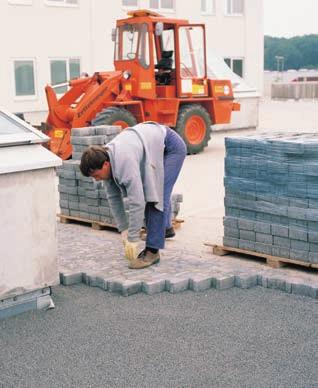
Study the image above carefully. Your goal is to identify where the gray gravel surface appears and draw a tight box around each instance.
[1,285,317,388]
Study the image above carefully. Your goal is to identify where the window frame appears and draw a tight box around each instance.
[225,0,244,16]
[224,57,244,78]
[121,0,139,8]
[8,0,32,5]
[149,0,175,13]
[201,0,215,16]
[12,58,37,101]
[159,28,175,68]
[49,57,81,95]
[45,0,79,8]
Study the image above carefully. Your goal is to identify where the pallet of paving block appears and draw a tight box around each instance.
[58,214,118,231]
[205,243,318,270]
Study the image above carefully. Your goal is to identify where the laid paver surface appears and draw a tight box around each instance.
[58,222,318,298]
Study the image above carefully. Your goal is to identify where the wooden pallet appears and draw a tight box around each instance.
[205,243,318,270]
[58,214,118,231]
[58,213,184,233]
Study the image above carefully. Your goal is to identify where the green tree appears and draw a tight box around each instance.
[264,35,318,70]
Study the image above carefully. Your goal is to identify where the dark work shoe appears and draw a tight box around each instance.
[165,227,176,238]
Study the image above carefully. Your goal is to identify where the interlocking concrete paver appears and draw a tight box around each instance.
[166,277,189,293]
[234,274,258,289]
[142,279,166,295]
[291,281,318,298]
[189,275,212,292]
[259,275,291,293]
[212,274,235,290]
[57,221,318,299]
[60,272,83,285]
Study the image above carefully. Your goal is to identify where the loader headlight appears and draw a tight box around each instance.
[123,71,131,80]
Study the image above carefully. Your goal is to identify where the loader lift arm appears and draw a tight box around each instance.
[45,71,123,159]
[46,71,123,129]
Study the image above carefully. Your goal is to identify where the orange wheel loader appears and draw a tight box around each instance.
[45,9,240,160]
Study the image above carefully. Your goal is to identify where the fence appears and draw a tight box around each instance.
[272,82,318,100]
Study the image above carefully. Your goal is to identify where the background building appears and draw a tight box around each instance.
[264,69,318,98]
[0,0,263,122]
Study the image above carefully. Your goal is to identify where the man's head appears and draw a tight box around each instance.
[80,146,111,181]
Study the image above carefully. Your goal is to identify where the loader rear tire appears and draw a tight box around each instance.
[175,104,212,154]
[91,107,137,129]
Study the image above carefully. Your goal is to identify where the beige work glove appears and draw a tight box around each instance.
[124,240,139,262]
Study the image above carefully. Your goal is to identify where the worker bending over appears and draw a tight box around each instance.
[80,122,186,269]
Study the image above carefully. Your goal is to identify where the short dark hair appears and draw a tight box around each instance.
[80,146,110,177]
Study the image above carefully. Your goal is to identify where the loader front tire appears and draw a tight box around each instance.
[175,104,212,154]
[91,107,137,129]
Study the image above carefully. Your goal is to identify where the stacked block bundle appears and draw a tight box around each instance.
[57,126,120,225]
[70,125,119,161]
[223,132,318,265]
[57,125,183,229]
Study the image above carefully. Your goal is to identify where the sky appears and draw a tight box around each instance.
[264,0,318,37]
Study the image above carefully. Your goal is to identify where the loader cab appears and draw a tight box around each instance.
[113,10,208,99]
[113,17,177,99]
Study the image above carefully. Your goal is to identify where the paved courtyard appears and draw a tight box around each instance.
[57,100,318,299]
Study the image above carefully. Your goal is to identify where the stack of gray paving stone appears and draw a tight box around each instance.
[223,132,318,265]
[57,125,183,228]
[70,125,120,161]
[57,126,121,225]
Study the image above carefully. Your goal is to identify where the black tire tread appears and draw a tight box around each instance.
[175,104,212,154]
[91,107,137,127]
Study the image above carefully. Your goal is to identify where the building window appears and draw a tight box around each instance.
[122,0,138,6]
[50,58,80,94]
[46,0,78,6]
[8,0,32,5]
[226,0,244,15]
[201,0,215,15]
[14,60,36,97]
[224,57,244,77]
[149,0,174,11]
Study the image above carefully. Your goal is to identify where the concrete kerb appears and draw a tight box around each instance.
[59,268,318,299]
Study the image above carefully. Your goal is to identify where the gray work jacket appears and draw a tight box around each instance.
[104,122,167,241]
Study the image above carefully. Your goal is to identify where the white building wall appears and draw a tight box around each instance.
[0,0,263,118]
[244,0,264,92]
[1,0,93,115]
